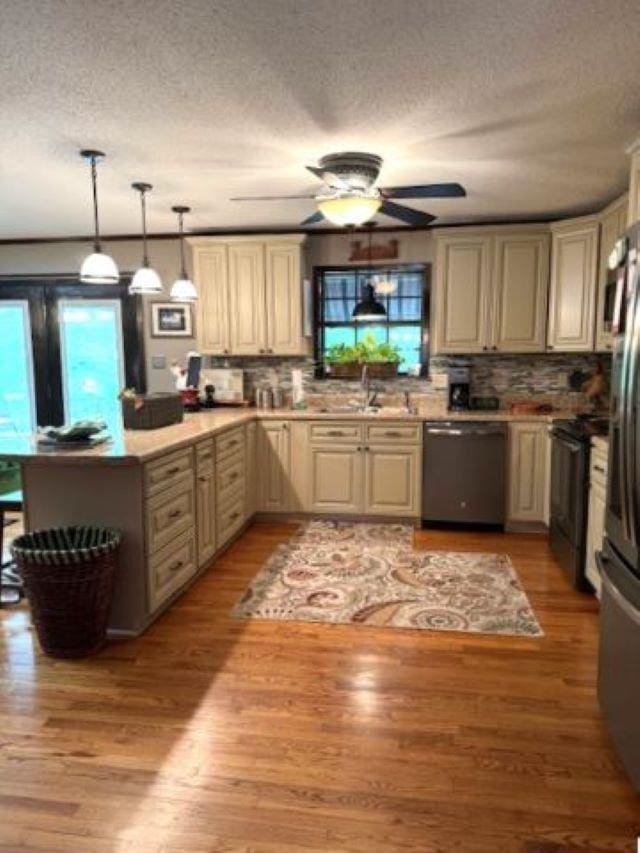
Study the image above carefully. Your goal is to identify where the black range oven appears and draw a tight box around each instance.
[549,417,609,590]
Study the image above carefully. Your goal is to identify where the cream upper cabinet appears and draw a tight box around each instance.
[547,217,599,352]
[364,445,421,517]
[194,244,230,355]
[265,241,303,355]
[491,233,549,352]
[596,194,628,352]
[434,234,492,353]
[257,420,291,513]
[227,242,267,355]
[433,227,550,355]
[189,235,307,356]
[507,422,549,524]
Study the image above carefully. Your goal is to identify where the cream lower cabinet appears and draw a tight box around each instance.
[433,227,549,354]
[586,440,609,597]
[195,440,216,567]
[547,217,599,351]
[302,421,422,518]
[257,420,291,512]
[364,445,421,516]
[308,445,364,513]
[507,422,550,524]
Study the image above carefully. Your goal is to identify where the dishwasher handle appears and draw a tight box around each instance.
[426,426,504,437]
[426,427,463,436]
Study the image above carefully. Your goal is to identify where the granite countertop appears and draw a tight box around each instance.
[0,407,574,465]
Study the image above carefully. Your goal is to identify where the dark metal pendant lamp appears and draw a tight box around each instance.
[352,224,387,321]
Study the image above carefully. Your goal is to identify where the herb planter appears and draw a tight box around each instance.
[327,362,399,380]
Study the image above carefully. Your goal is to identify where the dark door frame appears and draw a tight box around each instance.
[0,275,146,425]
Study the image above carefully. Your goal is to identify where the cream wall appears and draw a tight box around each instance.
[0,229,434,392]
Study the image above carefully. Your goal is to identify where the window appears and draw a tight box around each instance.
[314,264,428,376]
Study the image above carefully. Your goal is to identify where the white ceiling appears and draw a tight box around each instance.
[1,0,639,240]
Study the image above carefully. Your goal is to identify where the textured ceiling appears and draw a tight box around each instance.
[1,0,639,240]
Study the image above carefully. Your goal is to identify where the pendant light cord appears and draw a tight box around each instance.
[178,211,187,278]
[140,189,149,267]
[90,155,101,253]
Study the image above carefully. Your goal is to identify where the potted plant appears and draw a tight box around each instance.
[325,332,403,379]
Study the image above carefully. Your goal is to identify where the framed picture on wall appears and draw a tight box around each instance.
[150,302,193,338]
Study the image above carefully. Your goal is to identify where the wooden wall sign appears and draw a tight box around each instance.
[349,238,399,262]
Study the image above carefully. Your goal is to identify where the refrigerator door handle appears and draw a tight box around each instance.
[624,259,640,546]
[619,259,638,543]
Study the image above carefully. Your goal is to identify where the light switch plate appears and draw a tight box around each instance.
[151,355,166,369]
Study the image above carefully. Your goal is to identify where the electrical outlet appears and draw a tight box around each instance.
[430,372,449,390]
[151,355,166,369]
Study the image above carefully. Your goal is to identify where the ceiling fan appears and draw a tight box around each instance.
[230,151,466,228]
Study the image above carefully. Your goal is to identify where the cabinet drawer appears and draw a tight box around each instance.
[196,439,215,465]
[217,495,245,546]
[365,423,421,444]
[309,422,363,443]
[146,477,195,553]
[145,448,194,496]
[216,427,245,461]
[217,456,245,503]
[148,528,197,612]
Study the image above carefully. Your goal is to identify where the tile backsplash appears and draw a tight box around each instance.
[206,352,611,409]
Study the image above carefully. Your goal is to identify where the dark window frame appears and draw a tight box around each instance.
[313,263,430,379]
[0,275,146,426]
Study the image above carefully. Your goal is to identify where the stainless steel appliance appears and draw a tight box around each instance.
[422,421,506,526]
[447,368,470,412]
[598,221,640,791]
[549,416,608,590]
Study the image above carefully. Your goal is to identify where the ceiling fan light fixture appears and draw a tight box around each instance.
[170,205,198,303]
[79,149,120,284]
[352,283,387,322]
[317,192,381,227]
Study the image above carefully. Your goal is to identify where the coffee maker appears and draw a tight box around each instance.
[448,368,470,411]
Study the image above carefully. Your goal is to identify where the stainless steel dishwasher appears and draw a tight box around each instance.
[422,421,507,527]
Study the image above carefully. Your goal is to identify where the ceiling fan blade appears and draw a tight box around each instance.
[305,165,351,191]
[381,183,466,199]
[380,200,436,227]
[301,211,325,226]
[230,193,316,201]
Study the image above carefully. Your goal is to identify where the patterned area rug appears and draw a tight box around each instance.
[233,521,543,637]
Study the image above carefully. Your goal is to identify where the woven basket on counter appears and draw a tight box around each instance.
[12,526,121,659]
[121,393,183,430]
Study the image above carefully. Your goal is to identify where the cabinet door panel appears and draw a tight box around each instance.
[258,421,291,512]
[547,222,598,351]
[434,237,491,353]
[493,234,548,352]
[596,196,627,353]
[309,445,364,514]
[364,446,421,517]
[265,243,303,355]
[196,463,216,567]
[228,242,266,354]
[586,485,606,596]
[195,246,230,354]
[507,423,548,523]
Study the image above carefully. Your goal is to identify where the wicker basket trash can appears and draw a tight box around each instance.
[11,526,121,659]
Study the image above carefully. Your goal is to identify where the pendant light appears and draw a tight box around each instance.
[129,182,163,295]
[79,150,120,284]
[352,225,387,321]
[170,205,197,302]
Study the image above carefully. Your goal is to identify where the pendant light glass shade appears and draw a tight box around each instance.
[317,192,381,227]
[79,150,120,284]
[129,182,163,295]
[352,283,387,321]
[170,205,198,302]
[79,251,120,285]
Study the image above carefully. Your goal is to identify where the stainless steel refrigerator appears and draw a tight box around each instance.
[598,220,640,790]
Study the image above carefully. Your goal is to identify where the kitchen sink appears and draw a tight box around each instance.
[317,405,417,416]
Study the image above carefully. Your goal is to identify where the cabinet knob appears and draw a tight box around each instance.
[482,346,488,352]
[492,346,498,352]
[546,344,554,350]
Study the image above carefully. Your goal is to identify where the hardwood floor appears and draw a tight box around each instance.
[0,522,638,852]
